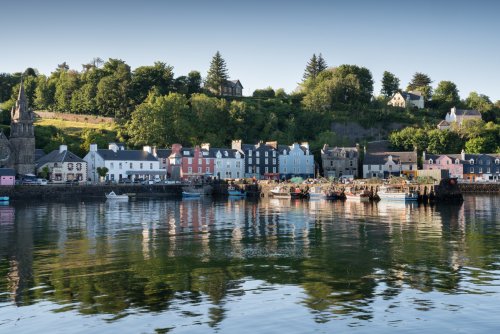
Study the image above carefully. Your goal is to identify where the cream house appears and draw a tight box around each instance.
[36,145,87,182]
[387,91,424,109]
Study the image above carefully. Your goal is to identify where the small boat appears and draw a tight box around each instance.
[290,187,305,199]
[270,186,291,199]
[228,186,246,197]
[0,196,9,202]
[344,187,371,202]
[308,186,326,200]
[377,185,418,201]
[182,191,202,198]
[105,191,129,200]
[324,189,343,200]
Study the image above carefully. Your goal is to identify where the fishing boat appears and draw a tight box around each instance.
[377,185,418,201]
[290,187,305,199]
[0,196,9,202]
[344,187,371,202]
[324,189,343,200]
[105,191,129,200]
[270,186,291,199]
[228,186,246,197]
[308,186,326,200]
[182,191,202,198]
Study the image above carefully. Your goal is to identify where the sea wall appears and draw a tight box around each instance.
[458,183,500,193]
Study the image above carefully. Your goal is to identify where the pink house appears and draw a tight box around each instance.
[0,168,16,186]
[422,152,463,179]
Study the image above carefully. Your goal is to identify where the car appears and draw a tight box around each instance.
[36,178,48,185]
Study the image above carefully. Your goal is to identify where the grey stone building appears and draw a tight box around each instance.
[0,79,36,176]
[321,144,360,179]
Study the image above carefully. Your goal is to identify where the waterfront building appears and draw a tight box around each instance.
[0,168,16,186]
[179,145,215,180]
[363,140,417,179]
[0,79,36,175]
[321,144,360,179]
[36,145,87,182]
[232,140,279,180]
[387,91,424,109]
[278,143,314,179]
[83,143,164,183]
[422,151,464,179]
[207,144,245,180]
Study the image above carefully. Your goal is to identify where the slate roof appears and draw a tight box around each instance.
[36,149,85,168]
[96,149,157,162]
[364,151,417,165]
[401,92,422,101]
[453,108,481,116]
[224,79,243,89]
[437,120,450,126]
[321,145,358,158]
[0,168,16,176]
[209,148,244,159]
[155,149,172,159]
[35,149,46,161]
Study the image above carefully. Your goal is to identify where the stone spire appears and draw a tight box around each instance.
[11,77,31,121]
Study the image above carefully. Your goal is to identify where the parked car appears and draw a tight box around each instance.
[36,178,48,185]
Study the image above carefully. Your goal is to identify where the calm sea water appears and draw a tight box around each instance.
[1,195,500,333]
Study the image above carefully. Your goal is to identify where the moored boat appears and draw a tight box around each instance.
[308,186,326,200]
[105,191,129,200]
[270,186,291,199]
[344,187,371,202]
[0,196,9,202]
[377,185,418,201]
[228,185,246,197]
[182,191,202,198]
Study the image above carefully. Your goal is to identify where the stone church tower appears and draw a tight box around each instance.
[8,79,36,175]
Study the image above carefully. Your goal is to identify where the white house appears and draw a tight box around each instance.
[278,143,315,179]
[83,143,164,183]
[387,91,424,109]
[445,107,482,126]
[36,145,87,182]
[210,146,245,179]
[362,141,418,179]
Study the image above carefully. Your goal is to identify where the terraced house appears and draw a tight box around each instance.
[321,144,360,179]
[232,140,279,180]
[36,145,87,182]
[278,143,314,179]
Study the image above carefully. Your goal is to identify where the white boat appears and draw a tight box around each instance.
[308,186,325,200]
[0,196,9,202]
[105,191,129,200]
[377,186,418,201]
[182,191,202,198]
[344,187,371,202]
[270,186,291,199]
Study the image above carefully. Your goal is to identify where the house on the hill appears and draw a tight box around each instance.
[444,107,481,126]
[387,91,424,109]
[221,80,243,97]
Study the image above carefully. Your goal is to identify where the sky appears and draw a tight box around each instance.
[1,0,499,101]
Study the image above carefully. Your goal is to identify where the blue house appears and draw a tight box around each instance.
[278,143,314,179]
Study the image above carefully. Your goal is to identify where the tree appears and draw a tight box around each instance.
[39,166,50,179]
[96,167,109,181]
[303,53,328,81]
[187,71,202,96]
[380,71,400,97]
[131,62,175,104]
[465,92,493,112]
[205,51,229,95]
[407,72,432,100]
[252,87,275,98]
[433,80,460,107]
[34,75,56,110]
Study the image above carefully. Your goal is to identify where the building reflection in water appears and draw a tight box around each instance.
[0,196,498,325]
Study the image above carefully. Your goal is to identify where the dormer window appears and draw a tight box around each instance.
[224,151,228,157]
[183,151,190,155]
[283,150,287,155]
[496,159,500,165]
[455,159,460,164]
[470,159,474,165]
[429,159,433,165]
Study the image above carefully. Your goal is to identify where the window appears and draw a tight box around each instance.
[188,167,192,173]
[67,163,74,171]
[198,167,201,173]
[284,167,287,173]
[429,159,433,165]
[330,161,333,166]
[265,151,268,157]
[110,163,114,169]
[350,160,353,167]
[76,163,82,171]
[455,159,460,164]
[470,167,474,173]
[236,161,240,168]
[265,158,268,164]
[479,167,483,173]
[496,159,500,165]
[487,167,491,173]
[265,167,268,173]
[130,163,133,169]
[470,159,474,165]
[150,163,153,169]
[273,167,276,173]
[248,158,252,164]
[272,151,276,157]
[248,150,252,157]
[256,151,260,157]
[206,167,210,173]
[188,158,193,164]
[273,158,276,164]
[140,163,143,169]
[479,160,483,165]
[256,167,260,173]
[256,158,260,164]
[198,159,202,164]
[119,163,122,169]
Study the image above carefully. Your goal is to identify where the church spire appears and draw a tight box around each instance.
[11,77,30,122]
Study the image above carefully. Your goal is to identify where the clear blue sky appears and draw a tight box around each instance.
[2,0,499,101]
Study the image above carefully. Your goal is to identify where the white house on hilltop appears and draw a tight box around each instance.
[387,91,424,109]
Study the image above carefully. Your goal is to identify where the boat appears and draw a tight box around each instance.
[228,186,246,197]
[182,191,202,198]
[0,196,9,202]
[105,191,129,200]
[324,189,343,200]
[270,186,291,199]
[290,187,305,199]
[344,187,371,202]
[308,186,326,200]
[377,185,418,201]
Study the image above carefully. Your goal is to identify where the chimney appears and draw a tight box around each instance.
[109,143,118,153]
[461,149,465,160]
[201,143,210,150]
[143,145,152,154]
[152,146,157,157]
[422,150,426,162]
[265,141,277,149]
[231,139,242,151]
[90,143,98,152]
[59,144,68,153]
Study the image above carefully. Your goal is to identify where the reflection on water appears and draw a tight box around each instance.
[1,196,500,333]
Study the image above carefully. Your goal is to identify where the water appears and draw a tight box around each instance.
[1,196,500,333]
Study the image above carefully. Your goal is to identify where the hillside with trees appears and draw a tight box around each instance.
[1,53,499,160]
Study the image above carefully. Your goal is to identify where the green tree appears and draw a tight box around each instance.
[187,71,202,96]
[303,53,328,81]
[54,70,80,112]
[426,129,463,154]
[131,62,174,104]
[380,71,400,97]
[252,87,275,98]
[465,92,493,113]
[407,72,432,100]
[205,51,229,96]
[433,80,460,109]
[34,75,56,110]
[96,167,109,181]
